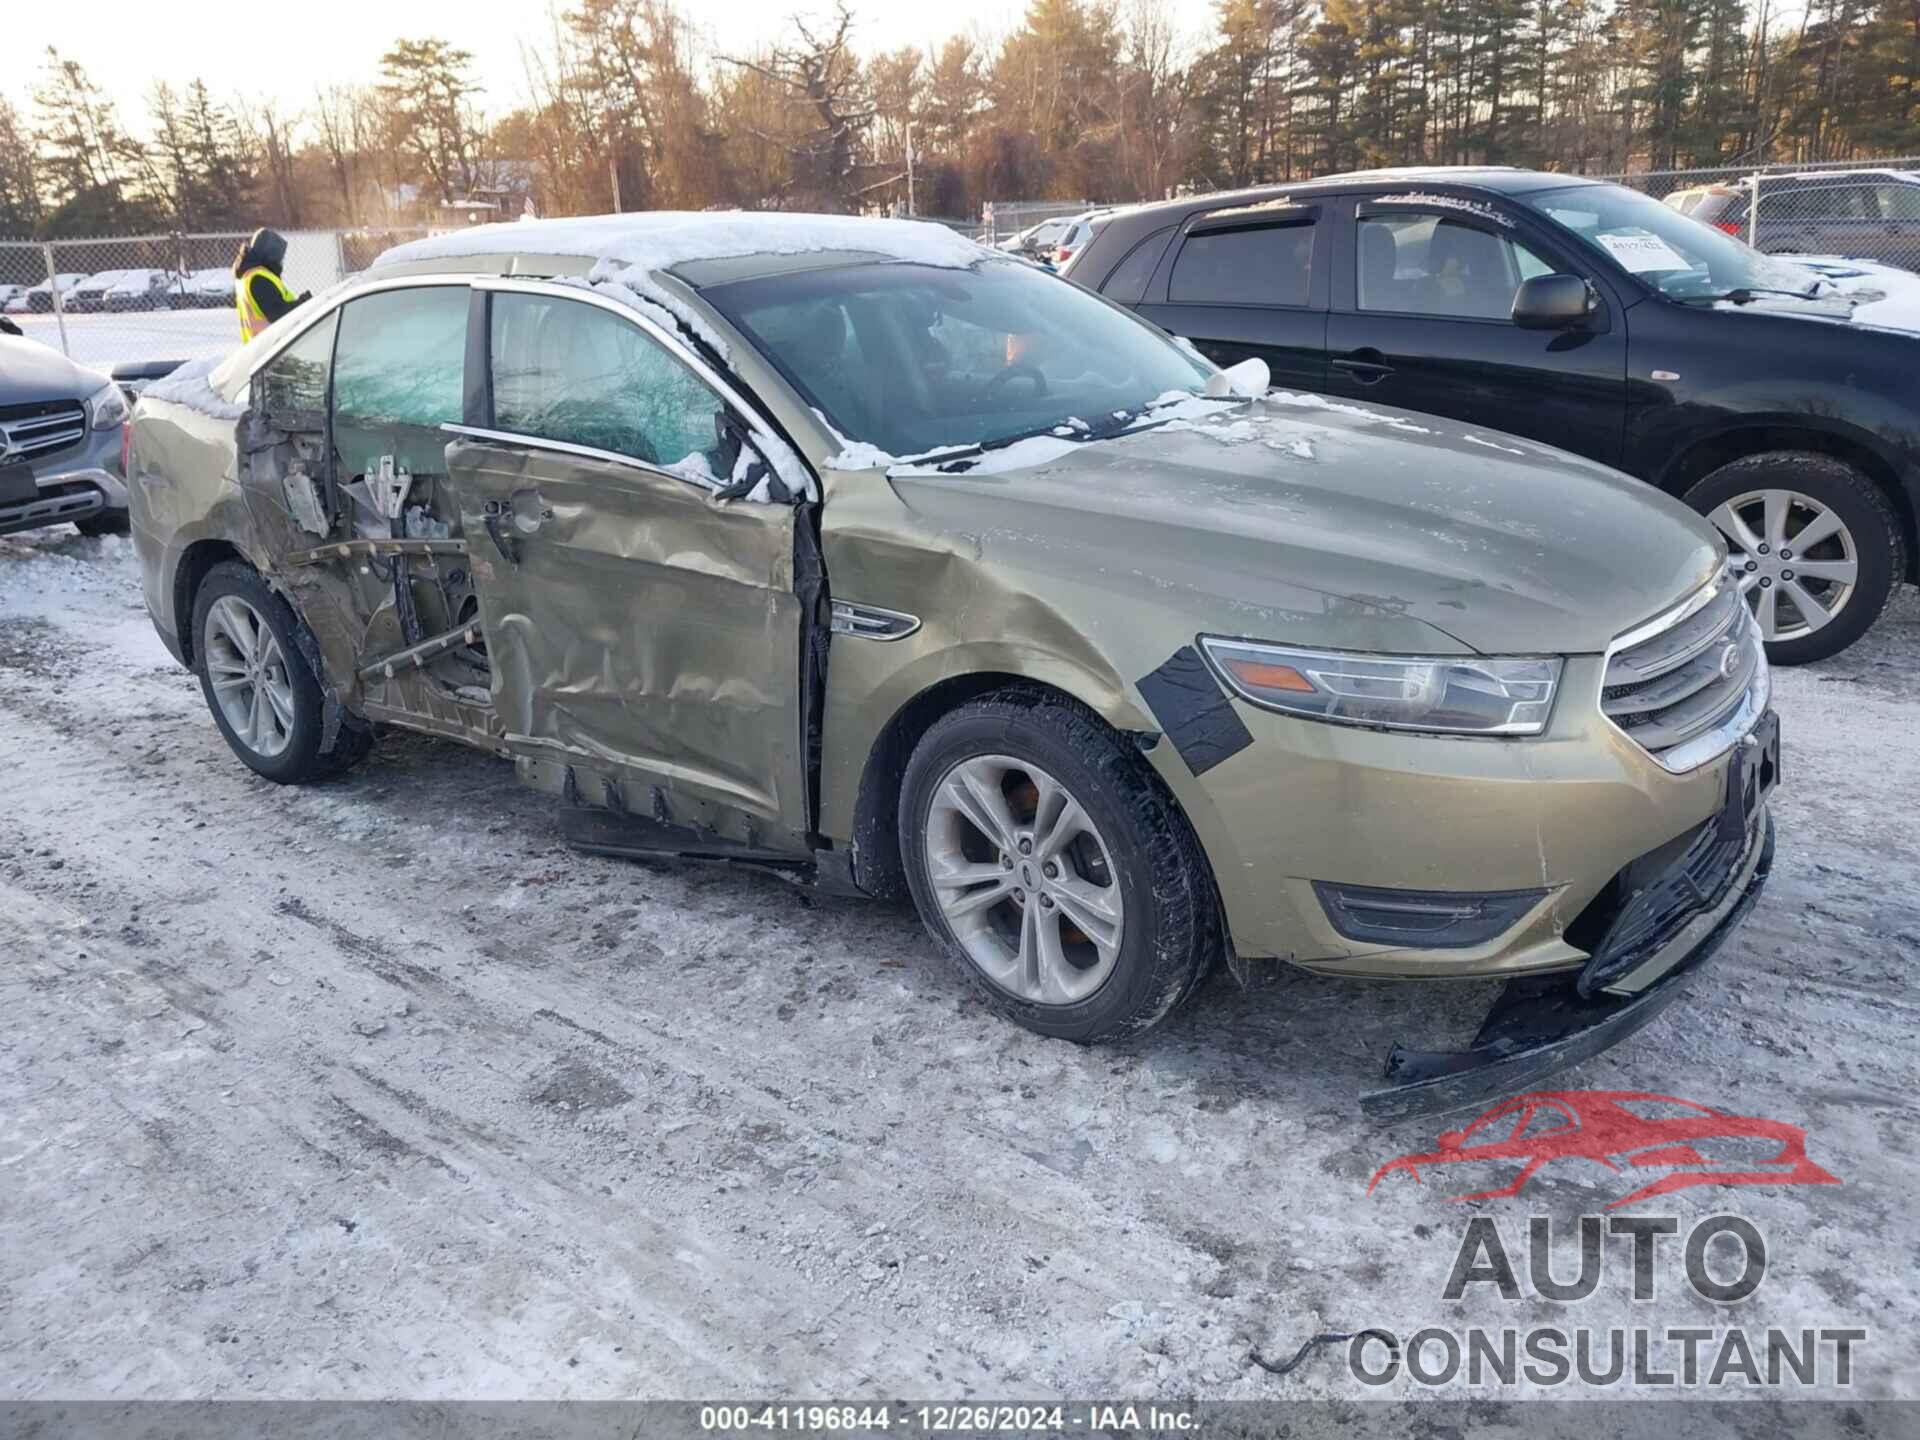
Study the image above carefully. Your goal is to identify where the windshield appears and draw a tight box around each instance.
[1520,182,1821,302]
[704,257,1212,458]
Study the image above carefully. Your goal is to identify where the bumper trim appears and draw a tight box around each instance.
[1360,814,1774,1123]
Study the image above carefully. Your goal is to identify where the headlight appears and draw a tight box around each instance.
[88,381,130,431]
[1199,636,1563,735]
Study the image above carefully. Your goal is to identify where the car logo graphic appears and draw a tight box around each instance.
[1718,642,1741,679]
[1366,1090,1841,1210]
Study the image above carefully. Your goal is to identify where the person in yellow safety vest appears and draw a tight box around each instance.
[232,228,309,342]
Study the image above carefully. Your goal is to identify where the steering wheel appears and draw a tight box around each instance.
[982,361,1049,399]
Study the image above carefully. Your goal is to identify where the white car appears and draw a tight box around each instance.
[103,269,177,312]
[1052,210,1118,274]
[183,267,233,309]
[9,273,87,313]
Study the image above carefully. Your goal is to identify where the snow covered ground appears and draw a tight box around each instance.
[6,307,236,371]
[1,528,1917,1410]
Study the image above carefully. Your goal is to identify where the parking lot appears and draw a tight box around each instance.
[2,522,1917,1404]
[4,308,236,370]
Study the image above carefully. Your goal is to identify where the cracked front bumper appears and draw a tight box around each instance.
[1361,805,1774,1122]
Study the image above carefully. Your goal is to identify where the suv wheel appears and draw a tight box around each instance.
[899,688,1218,1043]
[1684,452,1903,665]
[192,561,373,783]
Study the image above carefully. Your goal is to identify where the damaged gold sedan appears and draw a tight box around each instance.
[126,213,1778,1115]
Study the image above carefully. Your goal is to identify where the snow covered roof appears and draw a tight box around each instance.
[374,211,990,275]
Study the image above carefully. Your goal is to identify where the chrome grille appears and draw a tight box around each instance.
[0,400,88,463]
[1602,566,1769,772]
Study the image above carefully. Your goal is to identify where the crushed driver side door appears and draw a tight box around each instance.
[445,281,817,852]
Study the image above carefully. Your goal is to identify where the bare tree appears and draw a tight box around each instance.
[723,2,877,210]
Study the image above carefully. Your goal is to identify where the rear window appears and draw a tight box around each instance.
[1168,221,1314,307]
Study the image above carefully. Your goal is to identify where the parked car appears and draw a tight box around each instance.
[1070,166,1920,662]
[12,273,87,312]
[174,267,234,310]
[0,333,131,537]
[103,269,179,311]
[67,270,136,312]
[1052,208,1116,271]
[127,212,1776,1115]
[0,282,28,311]
[1672,169,1920,270]
[994,217,1073,265]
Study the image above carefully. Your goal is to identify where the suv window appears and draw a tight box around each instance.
[1764,183,1873,220]
[332,285,469,476]
[1100,227,1176,304]
[256,310,337,417]
[1875,183,1920,220]
[1169,220,1314,307]
[490,291,728,473]
[1356,212,1551,321]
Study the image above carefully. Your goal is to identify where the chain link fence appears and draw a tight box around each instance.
[979,200,1097,252]
[1,227,428,371]
[1593,156,1920,271]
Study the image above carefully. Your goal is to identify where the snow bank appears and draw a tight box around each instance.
[376,211,990,275]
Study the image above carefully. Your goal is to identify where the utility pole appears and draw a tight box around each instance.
[905,123,915,217]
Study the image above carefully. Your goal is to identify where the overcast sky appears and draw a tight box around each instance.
[4,0,1050,121]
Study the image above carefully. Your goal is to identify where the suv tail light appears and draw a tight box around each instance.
[120,421,131,476]
[1712,221,1743,236]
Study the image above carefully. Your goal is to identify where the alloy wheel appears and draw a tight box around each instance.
[203,595,296,758]
[923,754,1124,1006]
[1707,488,1858,643]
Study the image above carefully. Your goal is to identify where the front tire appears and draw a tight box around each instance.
[1684,452,1903,665]
[899,688,1219,1043]
[192,561,372,783]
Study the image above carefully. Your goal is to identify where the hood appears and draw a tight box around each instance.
[884,394,1721,657]
[0,335,111,406]
[1715,256,1920,336]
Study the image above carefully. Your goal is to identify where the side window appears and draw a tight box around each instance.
[332,286,469,478]
[1169,220,1315,307]
[256,310,337,418]
[1100,227,1175,304]
[489,292,728,474]
[1356,211,1554,321]
[1875,184,1920,220]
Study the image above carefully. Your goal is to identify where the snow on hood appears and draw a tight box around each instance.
[141,357,246,422]
[1786,255,1920,334]
[374,211,991,275]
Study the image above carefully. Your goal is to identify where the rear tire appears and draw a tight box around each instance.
[192,561,373,783]
[899,687,1219,1044]
[1684,451,1902,665]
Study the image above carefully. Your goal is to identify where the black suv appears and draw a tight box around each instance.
[1066,168,1918,662]
[1674,169,1920,271]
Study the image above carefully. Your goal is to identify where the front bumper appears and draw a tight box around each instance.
[1362,806,1773,1121]
[0,426,127,537]
[1149,654,1748,980]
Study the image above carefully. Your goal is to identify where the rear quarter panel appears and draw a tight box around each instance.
[129,398,256,648]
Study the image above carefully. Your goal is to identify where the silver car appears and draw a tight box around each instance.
[0,335,131,536]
